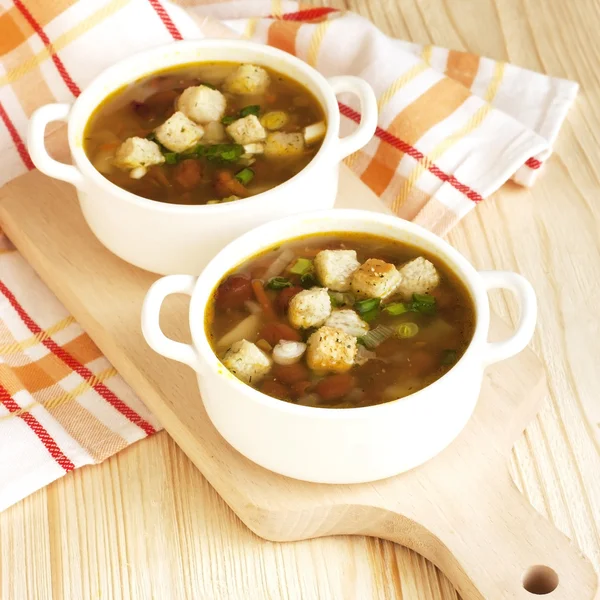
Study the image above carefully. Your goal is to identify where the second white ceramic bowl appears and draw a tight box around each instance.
[27,40,377,275]
[141,209,537,484]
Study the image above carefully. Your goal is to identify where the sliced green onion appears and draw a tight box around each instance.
[199,144,245,163]
[328,291,343,307]
[163,152,179,165]
[240,105,261,117]
[413,293,436,305]
[235,167,255,185]
[300,273,318,289]
[361,307,380,323]
[396,322,419,338]
[359,325,395,349]
[266,277,292,290]
[290,258,313,275]
[441,349,458,365]
[384,302,409,316]
[354,297,381,315]
[221,115,236,125]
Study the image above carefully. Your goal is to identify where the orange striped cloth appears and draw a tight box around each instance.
[0,0,577,511]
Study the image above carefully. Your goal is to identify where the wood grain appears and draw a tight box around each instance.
[0,0,599,598]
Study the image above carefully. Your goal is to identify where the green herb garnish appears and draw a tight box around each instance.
[300,273,318,288]
[354,298,381,315]
[221,115,236,125]
[328,291,343,308]
[240,105,260,117]
[361,307,380,323]
[197,143,244,163]
[384,302,409,316]
[290,258,313,275]
[410,293,437,315]
[235,167,255,185]
[163,152,179,165]
[440,349,457,365]
[266,277,293,290]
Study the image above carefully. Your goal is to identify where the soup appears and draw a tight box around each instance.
[206,233,476,409]
[84,62,326,205]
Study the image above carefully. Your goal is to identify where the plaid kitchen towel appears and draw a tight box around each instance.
[0,0,578,511]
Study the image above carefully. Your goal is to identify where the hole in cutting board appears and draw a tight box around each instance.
[522,565,559,595]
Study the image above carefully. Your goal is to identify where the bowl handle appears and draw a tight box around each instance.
[27,103,86,190]
[141,274,200,371]
[479,271,538,366]
[327,76,378,160]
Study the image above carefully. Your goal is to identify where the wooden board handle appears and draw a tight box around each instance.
[369,469,598,599]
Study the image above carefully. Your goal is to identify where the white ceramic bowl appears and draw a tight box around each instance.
[141,209,537,484]
[27,40,377,275]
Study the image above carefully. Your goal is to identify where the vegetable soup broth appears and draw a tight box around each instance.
[84,62,325,205]
[207,233,476,409]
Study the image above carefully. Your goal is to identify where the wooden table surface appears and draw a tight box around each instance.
[2,0,600,598]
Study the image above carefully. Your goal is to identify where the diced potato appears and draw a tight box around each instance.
[113,137,164,170]
[226,115,266,145]
[177,85,227,124]
[129,166,147,179]
[222,339,271,385]
[395,257,440,300]
[154,111,204,153]
[243,143,265,155]
[314,249,360,292]
[288,288,331,329]
[260,111,289,130]
[350,259,402,299]
[264,132,305,158]
[306,326,357,373]
[224,64,270,95]
[203,121,226,143]
[325,309,369,338]
[303,121,326,145]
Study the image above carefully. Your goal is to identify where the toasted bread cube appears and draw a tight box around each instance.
[350,258,402,299]
[303,121,326,145]
[325,309,369,338]
[222,340,271,385]
[288,288,331,329]
[224,64,270,95]
[154,111,204,153]
[114,137,164,170]
[395,257,440,299]
[177,85,227,124]
[306,326,357,373]
[226,114,266,145]
[264,132,305,158]
[314,249,360,292]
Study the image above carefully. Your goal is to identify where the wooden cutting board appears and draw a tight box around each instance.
[0,165,597,600]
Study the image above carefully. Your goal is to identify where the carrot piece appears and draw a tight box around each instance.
[214,169,248,198]
[252,279,276,321]
[276,286,303,313]
[314,374,356,401]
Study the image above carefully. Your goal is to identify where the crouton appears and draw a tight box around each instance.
[226,114,266,145]
[395,257,440,299]
[325,309,369,338]
[113,137,164,170]
[306,326,357,373]
[350,258,402,299]
[154,111,204,153]
[224,64,270,95]
[314,249,360,292]
[177,85,227,124]
[264,132,305,158]
[288,288,331,329]
[222,339,271,385]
